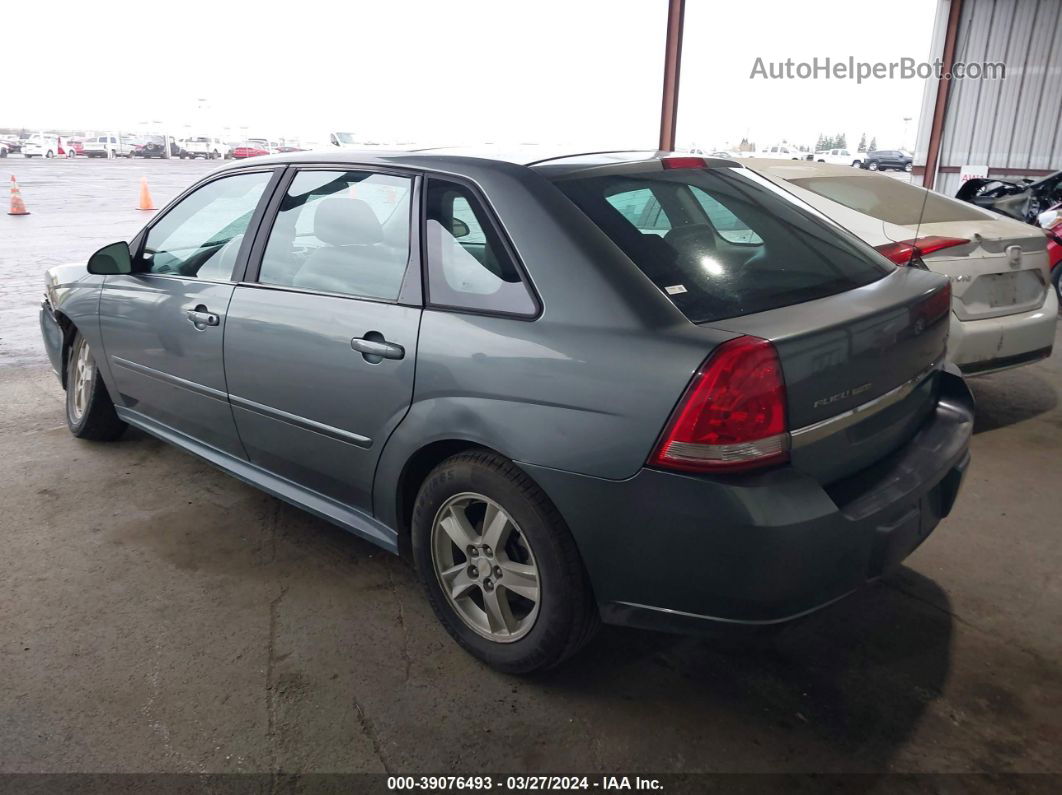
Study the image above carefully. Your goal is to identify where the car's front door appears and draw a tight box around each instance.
[223,167,421,514]
[99,168,280,457]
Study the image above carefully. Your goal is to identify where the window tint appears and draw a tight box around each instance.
[690,187,762,244]
[605,188,671,236]
[425,178,536,316]
[258,170,413,300]
[789,175,988,225]
[144,171,272,280]
[553,167,891,324]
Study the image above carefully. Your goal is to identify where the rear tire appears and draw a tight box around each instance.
[1052,267,1061,306]
[412,451,599,673]
[868,160,880,171]
[65,332,127,441]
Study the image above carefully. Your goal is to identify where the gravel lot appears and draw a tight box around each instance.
[1,159,1060,785]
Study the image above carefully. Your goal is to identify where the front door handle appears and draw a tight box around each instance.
[351,335,404,362]
[186,305,220,329]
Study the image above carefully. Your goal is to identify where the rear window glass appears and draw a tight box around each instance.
[554,167,891,323]
[790,175,986,226]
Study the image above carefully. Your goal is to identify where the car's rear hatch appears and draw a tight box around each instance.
[704,266,948,483]
[547,156,951,485]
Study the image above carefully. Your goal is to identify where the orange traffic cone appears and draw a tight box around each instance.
[137,176,156,211]
[8,175,29,216]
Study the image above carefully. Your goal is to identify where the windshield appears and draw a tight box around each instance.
[334,132,356,144]
[553,166,892,324]
[789,175,987,226]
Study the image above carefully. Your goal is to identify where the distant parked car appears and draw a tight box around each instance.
[815,148,863,168]
[862,149,912,172]
[83,135,137,159]
[328,131,358,148]
[21,133,68,158]
[131,136,173,159]
[754,161,1056,375]
[231,141,270,159]
[749,144,804,159]
[179,136,229,160]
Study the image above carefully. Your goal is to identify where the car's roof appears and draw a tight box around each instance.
[214,145,744,178]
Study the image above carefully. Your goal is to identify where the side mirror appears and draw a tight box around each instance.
[87,241,132,275]
[450,218,470,238]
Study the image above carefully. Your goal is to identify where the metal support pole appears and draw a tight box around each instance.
[923,0,964,190]
[658,0,685,152]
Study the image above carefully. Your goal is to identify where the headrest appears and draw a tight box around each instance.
[313,197,383,246]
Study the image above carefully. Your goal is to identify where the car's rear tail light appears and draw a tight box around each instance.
[649,336,789,474]
[661,156,708,170]
[917,282,952,324]
[875,236,969,266]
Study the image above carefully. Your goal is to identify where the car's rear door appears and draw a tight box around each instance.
[222,166,422,516]
[99,167,282,457]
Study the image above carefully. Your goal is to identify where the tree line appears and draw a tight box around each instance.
[816,133,877,152]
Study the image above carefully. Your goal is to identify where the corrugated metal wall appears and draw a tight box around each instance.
[915,0,1062,195]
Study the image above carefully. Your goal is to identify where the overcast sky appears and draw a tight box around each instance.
[5,0,937,150]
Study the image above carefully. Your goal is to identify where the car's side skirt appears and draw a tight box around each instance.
[115,407,400,554]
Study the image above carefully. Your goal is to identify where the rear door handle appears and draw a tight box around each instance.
[186,305,220,328]
[351,335,404,361]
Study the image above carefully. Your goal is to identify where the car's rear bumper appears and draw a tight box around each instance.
[521,366,973,634]
[949,291,1057,375]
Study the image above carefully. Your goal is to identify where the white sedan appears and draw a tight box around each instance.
[751,161,1057,375]
[21,133,76,158]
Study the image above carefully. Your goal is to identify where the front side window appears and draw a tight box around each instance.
[258,169,413,300]
[425,178,537,316]
[144,171,272,280]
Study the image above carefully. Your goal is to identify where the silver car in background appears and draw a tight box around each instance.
[755,162,1057,375]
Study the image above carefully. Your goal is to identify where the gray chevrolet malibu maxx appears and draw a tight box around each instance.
[40,149,973,672]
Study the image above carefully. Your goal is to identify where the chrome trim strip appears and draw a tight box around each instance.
[229,394,373,449]
[790,360,941,448]
[110,356,228,402]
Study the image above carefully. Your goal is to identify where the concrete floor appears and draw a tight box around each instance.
[1,159,1061,779]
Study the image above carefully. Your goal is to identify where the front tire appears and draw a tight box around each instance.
[65,332,127,441]
[412,451,599,673]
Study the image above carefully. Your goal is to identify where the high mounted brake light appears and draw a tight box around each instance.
[661,156,708,170]
[649,336,789,474]
[875,236,969,266]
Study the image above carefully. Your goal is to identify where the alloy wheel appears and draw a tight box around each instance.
[430,492,541,642]
[71,337,94,421]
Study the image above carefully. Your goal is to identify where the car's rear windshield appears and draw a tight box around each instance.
[789,175,987,226]
[552,166,892,323]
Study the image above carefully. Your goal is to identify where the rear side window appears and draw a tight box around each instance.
[424,178,537,316]
[258,169,413,300]
[554,167,891,324]
[790,175,987,225]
